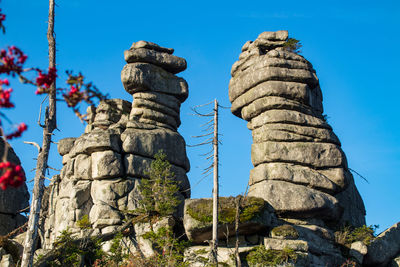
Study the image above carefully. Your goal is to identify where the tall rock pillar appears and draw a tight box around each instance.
[42,41,190,255]
[229,30,365,228]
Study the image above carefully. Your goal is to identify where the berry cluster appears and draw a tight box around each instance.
[0,78,13,108]
[0,46,28,75]
[35,67,57,94]
[0,161,25,190]
[5,123,27,140]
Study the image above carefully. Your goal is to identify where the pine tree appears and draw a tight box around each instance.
[138,151,181,217]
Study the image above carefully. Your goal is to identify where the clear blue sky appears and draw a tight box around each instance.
[1,0,399,233]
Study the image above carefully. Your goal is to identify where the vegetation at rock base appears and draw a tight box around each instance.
[76,215,91,229]
[335,224,378,247]
[139,226,190,267]
[271,225,299,239]
[186,196,265,224]
[246,245,298,267]
[46,229,105,266]
[283,38,302,54]
[138,150,181,217]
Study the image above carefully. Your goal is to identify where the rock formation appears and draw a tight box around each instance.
[0,139,29,236]
[228,30,366,266]
[41,41,191,255]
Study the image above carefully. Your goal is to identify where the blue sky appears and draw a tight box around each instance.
[1,0,399,233]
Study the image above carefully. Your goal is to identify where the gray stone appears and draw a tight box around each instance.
[132,98,179,118]
[0,254,15,267]
[69,129,121,157]
[69,180,91,209]
[266,48,310,63]
[91,150,123,179]
[124,154,190,197]
[248,110,329,130]
[130,40,174,54]
[121,63,188,101]
[258,30,288,41]
[390,256,400,267]
[90,178,134,208]
[89,203,122,228]
[133,92,181,113]
[264,238,308,252]
[248,180,341,220]
[184,245,256,267]
[349,241,367,264]
[57,137,76,156]
[128,117,176,131]
[249,163,341,194]
[241,96,314,121]
[73,154,92,180]
[121,127,190,171]
[93,99,131,127]
[124,48,186,74]
[251,141,347,168]
[229,65,318,103]
[364,222,400,266]
[183,198,270,244]
[60,157,75,179]
[130,107,180,129]
[241,40,253,52]
[334,173,366,227]
[252,123,340,145]
[231,81,322,118]
[294,225,341,257]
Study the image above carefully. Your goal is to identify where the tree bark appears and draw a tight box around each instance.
[210,99,219,265]
[234,196,242,267]
[21,1,57,266]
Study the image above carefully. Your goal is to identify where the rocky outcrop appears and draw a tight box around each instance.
[227,30,366,266]
[0,139,29,236]
[229,30,365,226]
[364,222,400,266]
[41,41,191,255]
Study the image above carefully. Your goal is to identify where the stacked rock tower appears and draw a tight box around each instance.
[229,31,366,265]
[41,41,190,252]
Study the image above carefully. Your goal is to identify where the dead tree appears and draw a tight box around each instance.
[21,1,57,266]
[189,99,220,265]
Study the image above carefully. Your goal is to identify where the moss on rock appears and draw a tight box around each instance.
[186,196,265,224]
[271,224,299,239]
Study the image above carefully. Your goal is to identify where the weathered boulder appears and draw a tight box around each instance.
[364,222,400,266]
[248,180,341,220]
[183,197,270,244]
[249,163,342,194]
[121,127,190,171]
[124,48,187,74]
[121,63,188,101]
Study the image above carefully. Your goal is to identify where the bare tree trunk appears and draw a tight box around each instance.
[21,1,57,266]
[210,99,219,265]
[234,196,242,267]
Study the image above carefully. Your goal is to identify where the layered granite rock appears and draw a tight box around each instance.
[228,30,366,266]
[41,42,191,254]
[0,139,29,236]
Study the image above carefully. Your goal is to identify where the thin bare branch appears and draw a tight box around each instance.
[47,166,61,172]
[192,132,213,138]
[200,119,214,128]
[192,100,214,109]
[37,95,48,128]
[23,141,41,153]
[349,168,369,184]
[199,149,214,157]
